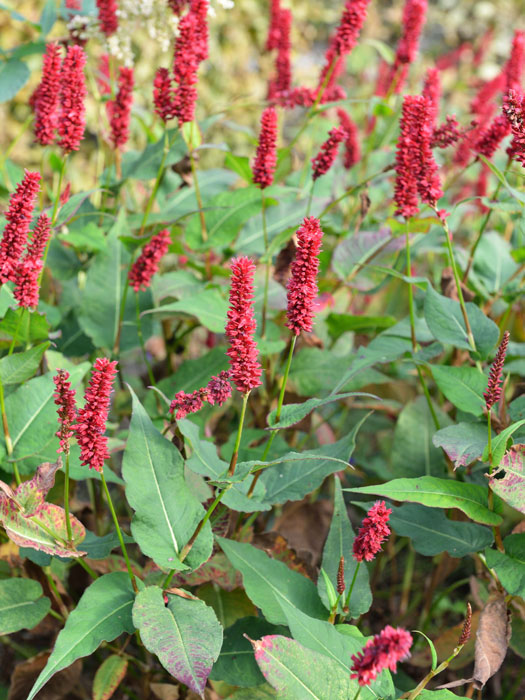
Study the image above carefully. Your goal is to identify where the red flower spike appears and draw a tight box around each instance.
[416,97,444,209]
[58,45,87,154]
[471,74,504,118]
[190,0,209,64]
[153,68,175,122]
[107,66,134,150]
[73,358,118,472]
[96,0,118,36]
[475,115,511,158]
[266,0,282,51]
[226,257,262,394]
[168,0,189,15]
[351,626,413,686]
[169,370,232,419]
[34,43,62,146]
[394,96,422,218]
[422,67,441,126]
[311,126,347,181]
[0,170,41,285]
[353,500,392,562]
[173,12,199,124]
[170,390,204,420]
[503,89,525,166]
[286,217,323,335]
[53,369,77,455]
[505,30,525,92]
[128,229,171,292]
[484,331,510,410]
[98,54,112,95]
[14,213,52,309]
[267,8,292,102]
[431,115,463,149]
[395,0,427,66]
[205,371,232,406]
[253,106,278,189]
[337,108,361,169]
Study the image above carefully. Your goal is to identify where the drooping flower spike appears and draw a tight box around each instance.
[34,43,62,146]
[73,358,118,472]
[58,45,87,154]
[169,371,232,419]
[225,257,262,394]
[128,229,171,292]
[484,331,510,410]
[475,115,511,158]
[53,369,77,455]
[253,106,278,189]
[351,626,413,686]
[14,213,52,309]
[286,217,324,335]
[311,126,347,180]
[353,500,392,562]
[107,67,134,150]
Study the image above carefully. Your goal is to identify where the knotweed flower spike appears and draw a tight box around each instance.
[505,30,525,92]
[58,45,87,154]
[351,626,413,686]
[503,89,525,166]
[34,43,62,146]
[391,0,428,93]
[128,229,171,292]
[0,170,41,285]
[337,109,361,168]
[422,67,441,126]
[107,67,134,149]
[266,0,282,51]
[286,217,323,335]
[169,371,232,419]
[337,556,345,595]
[484,331,510,410]
[353,500,392,562]
[96,0,119,36]
[225,257,262,394]
[14,213,52,309]
[431,115,463,149]
[73,358,118,472]
[153,68,175,122]
[311,126,347,180]
[253,106,278,189]
[268,8,292,101]
[53,369,77,455]
[474,115,511,158]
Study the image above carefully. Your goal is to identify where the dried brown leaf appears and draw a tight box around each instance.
[8,653,81,700]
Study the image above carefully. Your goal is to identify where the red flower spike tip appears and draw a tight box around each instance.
[417,97,444,209]
[475,115,511,158]
[266,0,282,51]
[422,67,441,126]
[34,43,62,146]
[153,68,175,122]
[286,217,324,335]
[14,213,52,309]
[253,106,278,189]
[168,0,189,15]
[396,0,428,66]
[484,331,510,411]
[128,229,171,292]
[311,126,347,181]
[0,170,41,285]
[503,89,525,166]
[58,45,87,154]
[96,0,118,36]
[53,369,77,455]
[267,8,292,102]
[226,257,262,394]
[173,12,199,124]
[73,358,118,472]
[351,626,413,686]
[505,30,525,92]
[169,370,232,419]
[191,0,210,64]
[353,500,392,562]
[337,108,361,169]
[107,66,134,150]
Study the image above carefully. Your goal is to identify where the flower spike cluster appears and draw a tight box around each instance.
[484,331,510,410]
[169,371,232,420]
[353,500,392,562]
[225,257,262,394]
[14,213,52,309]
[73,358,118,472]
[311,126,347,180]
[34,43,62,146]
[253,107,278,189]
[128,229,171,292]
[96,0,118,36]
[286,217,324,335]
[351,626,413,686]
[337,109,361,168]
[107,67,134,150]
[53,369,77,454]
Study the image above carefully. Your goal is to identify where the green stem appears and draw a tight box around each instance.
[64,451,73,546]
[405,223,416,352]
[343,561,360,614]
[100,472,138,593]
[140,129,170,236]
[227,392,250,477]
[306,180,316,217]
[261,193,270,339]
[351,688,362,700]
[8,308,25,355]
[189,150,207,242]
[406,646,464,700]
[50,158,67,226]
[320,164,394,219]
[0,381,16,483]
[486,409,504,550]
[135,291,156,386]
[416,366,440,431]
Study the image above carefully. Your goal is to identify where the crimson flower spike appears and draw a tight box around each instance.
[416,96,444,210]
[107,67,134,150]
[337,108,361,168]
[34,43,62,146]
[0,170,41,285]
[422,66,441,127]
[58,45,87,154]
[153,68,175,123]
[169,371,232,419]
[336,556,345,595]
[253,106,278,189]
[14,213,52,309]
[484,331,510,411]
[394,96,422,218]
[474,115,511,158]
[53,369,77,455]
[96,0,118,36]
[73,358,118,472]
[390,0,428,94]
[128,229,171,292]
[266,0,282,51]
[505,30,525,92]
[503,89,525,166]
[351,626,413,686]
[311,126,346,180]
[286,217,324,335]
[267,8,292,102]
[225,257,262,394]
[353,500,392,562]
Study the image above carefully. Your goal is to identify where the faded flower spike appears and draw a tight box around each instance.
[286,217,324,335]
[73,358,118,472]
[311,126,347,180]
[484,331,510,411]
[128,229,171,292]
[253,106,278,189]
[58,45,87,154]
[14,213,52,309]
[351,625,413,686]
[53,369,77,455]
[353,500,392,562]
[337,556,345,595]
[458,602,472,646]
[226,257,262,394]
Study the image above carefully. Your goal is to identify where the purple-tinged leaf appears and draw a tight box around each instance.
[489,444,525,514]
[93,654,128,700]
[12,459,62,515]
[432,423,488,469]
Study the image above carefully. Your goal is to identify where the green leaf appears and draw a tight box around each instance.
[319,568,338,609]
[120,129,186,181]
[318,476,371,616]
[485,534,525,597]
[122,389,212,571]
[92,655,128,700]
[483,420,525,465]
[488,444,525,515]
[418,691,468,700]
[0,578,50,635]
[389,503,493,557]
[345,476,502,526]
[0,343,49,385]
[0,307,50,347]
[0,58,30,102]
[236,196,307,254]
[197,584,255,628]
[132,586,222,696]
[267,392,376,429]
[39,0,56,35]
[218,537,327,626]
[432,422,489,469]
[27,573,136,700]
[251,635,356,699]
[326,313,397,340]
[224,153,253,183]
[413,630,438,671]
[144,288,228,333]
[82,530,135,560]
[430,365,487,416]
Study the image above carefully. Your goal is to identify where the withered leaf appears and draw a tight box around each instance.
[8,653,81,700]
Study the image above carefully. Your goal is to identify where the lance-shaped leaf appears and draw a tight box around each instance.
[251,635,356,699]
[318,476,371,616]
[488,444,525,514]
[0,578,51,635]
[266,392,377,429]
[92,655,128,700]
[485,535,525,598]
[27,572,136,700]
[0,342,50,385]
[122,389,213,571]
[132,586,223,697]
